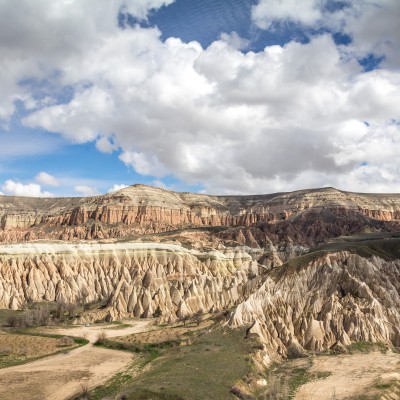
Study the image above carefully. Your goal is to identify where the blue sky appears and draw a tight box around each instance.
[0,0,399,196]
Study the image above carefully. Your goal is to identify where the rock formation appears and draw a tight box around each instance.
[0,242,264,322]
[230,250,400,362]
[1,184,400,365]
[1,184,400,245]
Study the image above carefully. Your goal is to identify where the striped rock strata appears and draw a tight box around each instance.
[0,242,264,322]
[1,185,400,244]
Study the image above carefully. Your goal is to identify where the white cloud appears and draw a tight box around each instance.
[35,171,60,186]
[119,151,169,177]
[152,180,168,189]
[107,184,128,193]
[0,0,175,122]
[74,185,99,197]
[122,0,175,21]
[96,136,118,153]
[22,30,400,193]
[252,0,323,29]
[251,0,400,70]
[220,32,250,50]
[342,0,400,70]
[2,180,53,197]
[1,1,399,194]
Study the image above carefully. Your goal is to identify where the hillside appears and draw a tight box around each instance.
[1,184,400,244]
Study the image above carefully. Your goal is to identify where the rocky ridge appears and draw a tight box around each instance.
[0,242,264,322]
[1,185,400,245]
[1,184,400,367]
[230,250,400,362]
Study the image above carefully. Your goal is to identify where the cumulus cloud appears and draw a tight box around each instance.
[107,184,128,193]
[96,136,119,153]
[251,0,400,69]
[74,185,99,197]
[2,180,53,197]
[342,0,400,70]
[0,0,174,121]
[220,32,250,50]
[35,171,60,186]
[252,0,323,29]
[1,0,400,194]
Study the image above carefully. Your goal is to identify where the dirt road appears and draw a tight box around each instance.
[0,320,152,400]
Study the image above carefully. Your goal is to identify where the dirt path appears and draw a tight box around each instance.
[295,351,400,400]
[0,320,153,400]
[49,319,154,343]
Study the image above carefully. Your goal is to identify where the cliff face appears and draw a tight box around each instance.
[230,251,400,362]
[1,185,400,244]
[1,239,399,364]
[1,184,400,364]
[0,242,264,322]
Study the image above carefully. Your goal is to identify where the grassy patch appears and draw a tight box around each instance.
[74,371,134,400]
[88,327,258,400]
[123,327,257,400]
[260,358,332,399]
[347,341,387,354]
[273,234,400,279]
[344,395,380,400]
[106,323,132,330]
[375,382,395,390]
[94,337,178,357]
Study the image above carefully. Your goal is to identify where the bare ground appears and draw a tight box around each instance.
[295,351,400,400]
[114,318,214,345]
[0,320,152,400]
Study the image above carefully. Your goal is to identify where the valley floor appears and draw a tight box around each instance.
[1,318,400,399]
[0,320,152,400]
[295,351,400,400]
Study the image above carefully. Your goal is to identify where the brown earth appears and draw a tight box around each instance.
[0,320,152,400]
[113,318,214,345]
[0,331,76,368]
[295,351,400,400]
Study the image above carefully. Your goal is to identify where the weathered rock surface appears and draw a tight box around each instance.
[1,185,400,245]
[1,184,400,366]
[0,242,263,322]
[230,251,400,362]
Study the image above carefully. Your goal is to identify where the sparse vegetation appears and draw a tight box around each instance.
[0,331,88,369]
[347,341,387,354]
[259,357,332,400]
[87,326,259,400]
[95,330,107,345]
[279,234,400,277]
[192,310,204,326]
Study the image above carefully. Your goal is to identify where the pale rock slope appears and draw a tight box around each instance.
[0,242,263,322]
[230,251,400,362]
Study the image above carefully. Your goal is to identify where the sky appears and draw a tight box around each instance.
[0,0,399,197]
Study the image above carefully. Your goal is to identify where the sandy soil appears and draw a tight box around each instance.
[47,319,154,343]
[0,320,152,400]
[115,319,214,345]
[295,351,400,400]
[0,332,74,357]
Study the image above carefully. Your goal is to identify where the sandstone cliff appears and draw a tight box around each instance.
[230,250,400,363]
[0,242,264,322]
[1,185,400,245]
[1,185,400,366]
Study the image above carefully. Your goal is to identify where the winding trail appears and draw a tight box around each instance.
[0,320,153,400]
